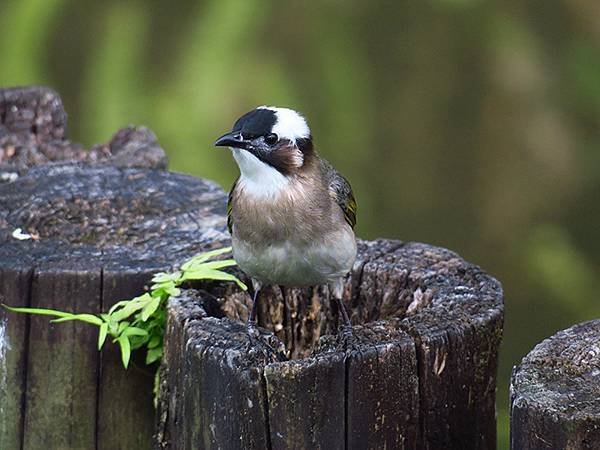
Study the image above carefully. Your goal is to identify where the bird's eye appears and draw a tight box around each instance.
[264,133,279,145]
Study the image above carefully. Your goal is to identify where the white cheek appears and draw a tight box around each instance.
[231,148,289,198]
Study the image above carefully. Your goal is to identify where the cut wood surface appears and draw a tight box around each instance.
[511,319,600,450]
[157,240,504,450]
[0,87,229,450]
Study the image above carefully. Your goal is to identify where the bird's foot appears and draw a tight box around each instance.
[245,323,285,362]
[340,324,353,339]
[247,321,260,339]
[335,324,360,352]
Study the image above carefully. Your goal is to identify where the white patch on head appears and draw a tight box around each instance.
[257,106,310,143]
[231,148,289,198]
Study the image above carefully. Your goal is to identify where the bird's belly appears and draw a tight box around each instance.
[232,229,357,287]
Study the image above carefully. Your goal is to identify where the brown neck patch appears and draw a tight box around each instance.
[265,140,310,175]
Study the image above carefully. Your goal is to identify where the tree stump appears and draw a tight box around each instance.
[0,87,229,449]
[511,319,600,450]
[157,240,504,450]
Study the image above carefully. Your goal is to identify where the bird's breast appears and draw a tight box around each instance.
[231,176,332,242]
[232,225,357,287]
[230,175,356,286]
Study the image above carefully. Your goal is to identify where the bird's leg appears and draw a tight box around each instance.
[247,279,262,336]
[331,278,352,338]
[244,280,284,360]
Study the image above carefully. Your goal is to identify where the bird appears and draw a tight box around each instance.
[214,106,357,337]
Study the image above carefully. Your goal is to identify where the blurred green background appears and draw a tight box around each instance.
[2,0,599,446]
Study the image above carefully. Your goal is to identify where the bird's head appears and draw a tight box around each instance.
[214,106,314,185]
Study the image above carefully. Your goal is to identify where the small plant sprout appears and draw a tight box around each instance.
[3,246,246,371]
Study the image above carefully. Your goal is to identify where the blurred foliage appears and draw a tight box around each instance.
[1,0,599,447]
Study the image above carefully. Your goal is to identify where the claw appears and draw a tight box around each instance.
[245,323,285,362]
[336,324,361,352]
[247,321,260,339]
[340,324,353,339]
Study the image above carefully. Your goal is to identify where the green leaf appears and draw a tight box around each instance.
[196,259,238,270]
[141,296,161,321]
[117,335,131,368]
[183,268,247,290]
[151,271,182,284]
[110,293,152,322]
[3,305,106,327]
[148,335,161,349]
[98,323,108,350]
[117,321,130,334]
[108,319,119,336]
[129,336,149,350]
[149,288,170,301]
[50,313,103,326]
[165,286,180,296]
[180,246,233,270]
[150,282,180,297]
[151,280,175,289]
[108,299,132,315]
[3,305,79,319]
[179,269,208,280]
[122,326,148,337]
[146,346,162,365]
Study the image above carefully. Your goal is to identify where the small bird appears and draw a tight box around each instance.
[214,106,357,336]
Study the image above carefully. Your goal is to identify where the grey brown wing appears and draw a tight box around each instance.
[324,161,357,229]
[227,178,238,234]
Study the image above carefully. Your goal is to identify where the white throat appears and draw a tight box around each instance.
[231,148,289,197]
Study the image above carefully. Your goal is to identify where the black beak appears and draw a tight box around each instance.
[214,131,248,149]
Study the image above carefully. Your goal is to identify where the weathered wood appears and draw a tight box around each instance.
[23,268,101,450]
[265,350,345,450]
[510,319,600,450]
[0,86,67,141]
[343,324,419,449]
[157,293,283,450]
[0,262,32,450]
[158,240,504,449]
[387,243,504,449]
[188,318,279,450]
[0,86,167,180]
[97,269,156,450]
[0,86,229,449]
[156,292,208,450]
